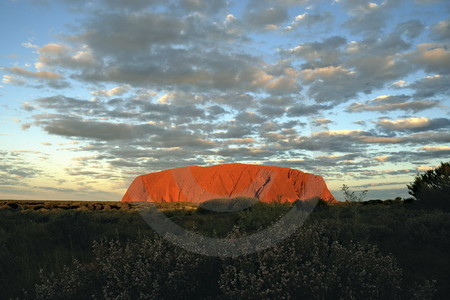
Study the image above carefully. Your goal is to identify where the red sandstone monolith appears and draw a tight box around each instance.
[122,163,336,203]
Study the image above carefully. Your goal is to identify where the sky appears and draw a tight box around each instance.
[0,0,449,201]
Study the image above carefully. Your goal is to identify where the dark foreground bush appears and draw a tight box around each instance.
[34,215,442,300]
[198,196,259,213]
[219,224,403,300]
[35,236,202,299]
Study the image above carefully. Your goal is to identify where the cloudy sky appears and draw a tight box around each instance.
[1,0,449,201]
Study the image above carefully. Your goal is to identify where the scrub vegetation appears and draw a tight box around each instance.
[0,163,448,299]
[0,198,447,299]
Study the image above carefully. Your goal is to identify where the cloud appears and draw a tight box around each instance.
[407,74,450,98]
[342,0,393,37]
[284,36,347,69]
[301,65,351,83]
[376,117,450,132]
[431,19,450,41]
[284,129,368,153]
[4,0,450,198]
[36,43,97,71]
[21,102,36,111]
[419,146,450,152]
[179,0,228,14]
[29,94,219,155]
[58,0,228,14]
[394,19,424,39]
[91,85,130,97]
[275,128,450,156]
[36,114,212,148]
[243,1,289,30]
[0,151,44,186]
[346,94,440,113]
[32,9,295,93]
[2,75,26,86]
[21,0,428,106]
[45,43,292,95]
[408,43,450,74]
[286,104,332,116]
[415,0,446,4]
[3,66,69,89]
[257,105,286,118]
[6,67,62,80]
[373,155,391,162]
[284,12,333,31]
[300,66,363,103]
[35,95,102,113]
[347,100,439,113]
[235,112,265,124]
[312,118,334,127]
[39,118,161,140]
[281,26,415,104]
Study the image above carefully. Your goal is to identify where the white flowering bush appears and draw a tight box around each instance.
[219,224,403,299]
[35,260,95,299]
[35,235,202,299]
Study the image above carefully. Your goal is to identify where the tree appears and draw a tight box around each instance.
[407,162,450,210]
[341,184,367,203]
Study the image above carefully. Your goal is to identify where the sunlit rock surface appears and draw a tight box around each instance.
[122,163,336,203]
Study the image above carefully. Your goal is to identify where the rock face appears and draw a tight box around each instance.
[122,163,336,203]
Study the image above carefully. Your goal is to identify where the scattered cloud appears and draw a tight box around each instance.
[312,118,334,127]
[408,43,450,74]
[284,36,347,69]
[407,74,450,98]
[286,104,332,116]
[419,146,450,152]
[91,85,130,97]
[0,151,44,186]
[376,117,450,132]
[342,0,394,37]
[244,5,289,30]
[431,19,450,40]
[284,12,333,31]
[2,75,26,86]
[3,66,70,89]
[415,0,446,4]
[1,0,450,200]
[346,94,440,113]
[6,67,62,80]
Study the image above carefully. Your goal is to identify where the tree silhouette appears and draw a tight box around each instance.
[407,162,450,210]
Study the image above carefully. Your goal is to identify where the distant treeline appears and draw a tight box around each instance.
[0,197,413,212]
[0,200,198,211]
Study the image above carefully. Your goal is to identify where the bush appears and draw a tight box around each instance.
[35,236,202,299]
[342,184,367,203]
[407,162,450,210]
[198,197,259,213]
[219,224,403,299]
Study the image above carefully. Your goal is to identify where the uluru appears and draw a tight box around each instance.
[122,163,336,203]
